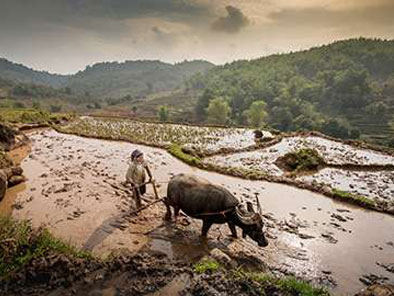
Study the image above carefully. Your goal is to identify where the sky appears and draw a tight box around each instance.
[1,0,393,74]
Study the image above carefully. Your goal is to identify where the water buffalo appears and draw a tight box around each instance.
[164,173,268,247]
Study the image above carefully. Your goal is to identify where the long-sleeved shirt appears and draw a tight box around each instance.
[125,161,148,185]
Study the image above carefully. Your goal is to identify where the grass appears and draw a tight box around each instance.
[0,150,13,169]
[192,258,329,295]
[332,189,375,208]
[193,258,221,274]
[168,143,201,166]
[0,108,74,125]
[233,270,330,296]
[276,148,325,172]
[0,215,92,278]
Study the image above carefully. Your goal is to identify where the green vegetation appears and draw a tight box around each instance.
[193,262,329,295]
[0,215,91,278]
[0,150,13,169]
[190,38,394,146]
[157,105,169,122]
[0,58,68,87]
[276,148,325,172]
[0,109,73,125]
[168,143,201,166]
[193,258,220,274]
[60,117,255,155]
[67,60,213,99]
[332,189,375,208]
[206,97,231,125]
[244,100,267,128]
[0,59,213,114]
[239,271,330,296]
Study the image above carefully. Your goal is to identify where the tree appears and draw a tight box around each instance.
[244,100,267,128]
[157,105,169,122]
[50,105,62,113]
[64,87,72,95]
[13,101,25,109]
[320,118,349,139]
[32,101,41,110]
[196,88,218,120]
[388,117,394,147]
[206,97,231,125]
[132,106,137,114]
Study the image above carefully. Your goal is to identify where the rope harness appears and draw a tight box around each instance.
[193,206,235,218]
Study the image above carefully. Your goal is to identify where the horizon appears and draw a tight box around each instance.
[2,37,393,76]
[1,0,394,74]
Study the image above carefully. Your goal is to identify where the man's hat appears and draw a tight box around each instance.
[131,149,143,160]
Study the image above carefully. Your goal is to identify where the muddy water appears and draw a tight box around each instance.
[1,129,394,295]
[298,168,394,203]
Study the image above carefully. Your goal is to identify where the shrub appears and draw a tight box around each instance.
[275,148,325,172]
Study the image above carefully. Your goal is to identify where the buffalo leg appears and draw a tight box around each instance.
[227,222,237,238]
[201,219,213,237]
[163,197,172,221]
[173,206,180,222]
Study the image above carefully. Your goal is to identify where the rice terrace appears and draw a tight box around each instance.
[1,1,394,295]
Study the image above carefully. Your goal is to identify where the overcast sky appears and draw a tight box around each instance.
[1,0,393,74]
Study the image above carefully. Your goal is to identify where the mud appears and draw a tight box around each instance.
[0,250,189,296]
[204,136,394,176]
[298,168,394,204]
[1,129,394,295]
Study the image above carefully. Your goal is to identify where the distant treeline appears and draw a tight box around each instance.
[0,58,214,99]
[187,38,394,145]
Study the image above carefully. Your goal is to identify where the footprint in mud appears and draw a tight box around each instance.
[321,232,338,244]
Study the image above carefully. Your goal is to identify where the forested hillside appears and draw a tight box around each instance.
[66,60,214,98]
[0,58,213,99]
[189,38,394,145]
[0,58,68,88]
[0,76,97,112]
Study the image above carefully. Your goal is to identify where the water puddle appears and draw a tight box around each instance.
[148,273,191,296]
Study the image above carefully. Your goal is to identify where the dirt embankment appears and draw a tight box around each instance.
[0,123,28,201]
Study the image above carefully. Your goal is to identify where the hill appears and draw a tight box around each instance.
[66,60,214,98]
[0,58,68,88]
[0,58,214,99]
[187,38,394,145]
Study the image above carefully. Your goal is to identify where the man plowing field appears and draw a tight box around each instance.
[125,149,154,208]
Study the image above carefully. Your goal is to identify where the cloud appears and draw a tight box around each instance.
[0,0,215,28]
[151,26,178,49]
[0,0,393,74]
[211,6,250,33]
[267,0,394,29]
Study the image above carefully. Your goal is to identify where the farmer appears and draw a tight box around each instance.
[125,149,153,208]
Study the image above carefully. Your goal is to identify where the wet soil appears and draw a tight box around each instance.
[1,129,394,295]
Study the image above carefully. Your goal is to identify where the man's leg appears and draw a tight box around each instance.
[133,187,142,208]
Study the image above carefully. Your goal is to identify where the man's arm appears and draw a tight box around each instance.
[145,163,153,181]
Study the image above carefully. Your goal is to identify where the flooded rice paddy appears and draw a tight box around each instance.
[1,129,394,295]
[62,116,260,154]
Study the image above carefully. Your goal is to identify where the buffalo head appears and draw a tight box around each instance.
[235,202,268,247]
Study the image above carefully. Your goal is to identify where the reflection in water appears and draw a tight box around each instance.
[0,182,26,215]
